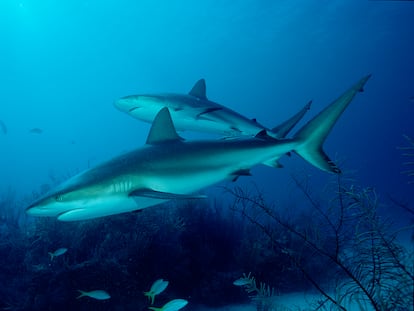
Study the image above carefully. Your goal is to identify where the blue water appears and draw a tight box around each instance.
[1,1,413,310]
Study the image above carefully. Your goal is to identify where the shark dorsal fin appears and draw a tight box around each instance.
[146,107,182,144]
[189,79,207,100]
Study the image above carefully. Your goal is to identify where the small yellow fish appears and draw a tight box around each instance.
[148,299,188,311]
[144,278,169,304]
[48,247,68,261]
[76,289,111,300]
[233,278,252,286]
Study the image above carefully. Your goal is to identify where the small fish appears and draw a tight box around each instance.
[48,247,68,260]
[76,289,111,300]
[233,278,252,286]
[29,128,43,134]
[144,278,169,304]
[148,299,188,311]
[0,120,7,134]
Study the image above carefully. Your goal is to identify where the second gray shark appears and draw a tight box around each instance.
[114,79,311,139]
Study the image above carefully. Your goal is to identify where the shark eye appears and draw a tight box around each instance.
[55,194,64,202]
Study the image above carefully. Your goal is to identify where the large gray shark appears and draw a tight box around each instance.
[114,79,311,139]
[26,75,370,221]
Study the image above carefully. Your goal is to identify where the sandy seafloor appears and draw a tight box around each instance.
[194,292,360,311]
[195,292,371,311]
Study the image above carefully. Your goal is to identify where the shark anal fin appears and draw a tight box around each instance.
[189,79,207,100]
[129,188,207,200]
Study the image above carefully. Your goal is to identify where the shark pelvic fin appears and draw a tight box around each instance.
[189,79,207,100]
[263,159,284,168]
[255,129,275,140]
[293,75,371,173]
[231,168,252,181]
[129,188,207,200]
[146,107,182,144]
[196,107,223,119]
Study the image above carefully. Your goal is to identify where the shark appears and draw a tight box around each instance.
[26,75,370,221]
[114,79,311,139]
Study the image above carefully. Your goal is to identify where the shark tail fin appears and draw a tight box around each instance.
[143,291,155,304]
[76,290,86,299]
[271,100,312,139]
[293,75,371,173]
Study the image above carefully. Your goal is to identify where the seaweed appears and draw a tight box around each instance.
[227,174,414,310]
[233,272,282,311]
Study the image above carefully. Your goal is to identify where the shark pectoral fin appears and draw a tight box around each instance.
[57,209,86,221]
[231,169,252,182]
[230,126,242,133]
[129,189,207,200]
[196,107,223,119]
[189,79,207,100]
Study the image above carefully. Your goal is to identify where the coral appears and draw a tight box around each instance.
[227,174,414,311]
[233,272,279,311]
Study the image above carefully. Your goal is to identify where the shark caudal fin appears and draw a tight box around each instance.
[293,75,371,173]
[271,100,312,139]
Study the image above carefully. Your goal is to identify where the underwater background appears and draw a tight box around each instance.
[0,1,413,310]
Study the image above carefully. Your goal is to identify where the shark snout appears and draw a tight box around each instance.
[25,194,71,217]
[113,96,141,112]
